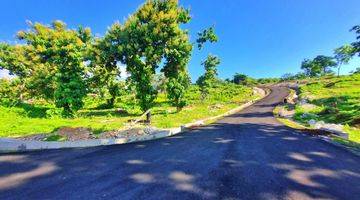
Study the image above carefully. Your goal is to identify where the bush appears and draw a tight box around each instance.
[46,108,63,119]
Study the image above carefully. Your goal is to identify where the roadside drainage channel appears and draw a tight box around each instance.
[0,87,268,153]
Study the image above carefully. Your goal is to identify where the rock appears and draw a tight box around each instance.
[299,99,308,105]
[98,126,158,139]
[18,134,47,141]
[99,131,119,139]
[56,127,92,141]
[307,120,347,139]
[144,126,156,135]
[302,113,318,119]
[314,121,325,129]
[308,119,317,126]
[317,122,343,132]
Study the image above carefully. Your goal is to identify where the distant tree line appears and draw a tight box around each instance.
[281,25,360,81]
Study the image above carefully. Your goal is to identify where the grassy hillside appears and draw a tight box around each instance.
[0,84,257,137]
[293,74,360,142]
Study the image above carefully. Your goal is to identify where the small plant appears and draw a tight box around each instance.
[44,134,67,142]
[46,108,63,119]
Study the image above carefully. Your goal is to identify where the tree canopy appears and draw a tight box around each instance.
[117,0,192,117]
[351,25,360,56]
[334,44,355,76]
[301,55,336,77]
[196,27,218,50]
[198,54,220,99]
[17,21,92,115]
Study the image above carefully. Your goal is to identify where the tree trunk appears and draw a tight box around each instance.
[146,111,151,124]
[19,81,25,102]
[338,65,341,77]
[107,95,115,108]
[63,103,72,117]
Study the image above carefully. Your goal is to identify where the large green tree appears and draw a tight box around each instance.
[0,44,29,78]
[0,44,29,101]
[17,21,92,116]
[88,31,123,108]
[196,25,220,100]
[232,73,257,85]
[111,0,193,121]
[198,54,220,100]
[301,55,336,77]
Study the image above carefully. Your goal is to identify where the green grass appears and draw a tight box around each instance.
[0,84,257,137]
[273,105,307,130]
[332,136,360,151]
[274,104,360,152]
[296,74,360,125]
[44,134,67,142]
[293,74,360,143]
[344,125,360,143]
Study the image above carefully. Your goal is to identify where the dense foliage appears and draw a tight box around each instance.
[0,0,217,120]
[300,55,336,77]
[231,73,257,86]
[16,21,92,116]
[196,27,218,50]
[334,44,355,76]
[198,55,221,99]
[113,0,193,117]
[0,82,256,137]
[351,25,360,56]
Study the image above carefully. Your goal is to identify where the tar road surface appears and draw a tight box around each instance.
[0,86,359,200]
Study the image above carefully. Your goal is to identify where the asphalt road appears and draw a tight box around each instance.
[0,86,359,200]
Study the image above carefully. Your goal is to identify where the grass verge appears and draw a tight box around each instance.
[0,84,259,137]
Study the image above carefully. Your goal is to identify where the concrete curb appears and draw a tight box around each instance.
[0,87,268,153]
[0,130,178,152]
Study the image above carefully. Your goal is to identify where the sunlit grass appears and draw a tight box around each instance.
[0,84,257,137]
[298,74,360,125]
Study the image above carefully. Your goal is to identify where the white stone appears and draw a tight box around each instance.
[299,99,308,105]
[308,119,317,126]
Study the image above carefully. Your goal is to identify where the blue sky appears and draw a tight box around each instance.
[0,0,360,81]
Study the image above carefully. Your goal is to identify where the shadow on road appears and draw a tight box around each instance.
[0,86,359,199]
[1,121,359,199]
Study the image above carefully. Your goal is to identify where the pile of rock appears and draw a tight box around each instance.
[308,119,348,139]
[56,127,95,141]
[98,126,157,139]
[285,89,348,140]
[16,126,159,142]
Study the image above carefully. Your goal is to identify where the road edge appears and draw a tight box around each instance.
[0,87,269,153]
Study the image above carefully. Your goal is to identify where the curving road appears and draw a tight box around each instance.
[0,86,359,200]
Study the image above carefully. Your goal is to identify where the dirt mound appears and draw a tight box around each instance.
[56,127,93,141]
